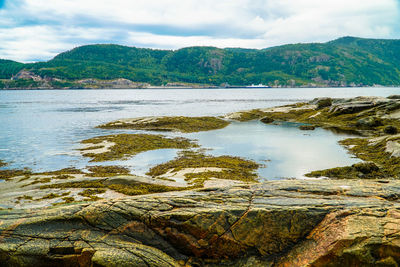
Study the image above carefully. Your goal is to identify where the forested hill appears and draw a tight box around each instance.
[2,36,400,88]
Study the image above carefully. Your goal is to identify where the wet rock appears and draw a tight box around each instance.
[315,97,332,109]
[385,140,400,157]
[299,125,316,130]
[384,125,398,135]
[356,117,383,128]
[352,162,379,174]
[260,117,274,124]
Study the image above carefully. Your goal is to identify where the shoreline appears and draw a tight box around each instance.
[0,84,395,90]
[2,96,400,265]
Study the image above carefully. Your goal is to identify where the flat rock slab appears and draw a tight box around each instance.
[1,179,400,266]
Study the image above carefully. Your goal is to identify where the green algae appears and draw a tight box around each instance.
[39,192,70,200]
[16,195,33,201]
[38,168,85,175]
[53,197,76,205]
[233,109,270,122]
[147,151,260,186]
[86,165,131,177]
[0,168,32,181]
[81,133,197,162]
[306,137,400,179]
[78,188,105,201]
[305,161,381,179]
[40,179,187,196]
[78,188,106,197]
[25,177,52,186]
[106,183,188,196]
[0,160,7,168]
[53,174,74,180]
[98,116,230,133]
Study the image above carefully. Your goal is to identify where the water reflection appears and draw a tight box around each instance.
[119,121,360,180]
[183,121,360,179]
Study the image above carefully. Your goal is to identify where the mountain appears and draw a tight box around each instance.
[2,36,400,88]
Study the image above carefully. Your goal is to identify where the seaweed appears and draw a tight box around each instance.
[81,134,197,162]
[86,165,131,177]
[98,116,230,133]
[40,179,187,196]
[147,151,260,186]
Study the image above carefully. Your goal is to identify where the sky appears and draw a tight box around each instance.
[0,0,399,62]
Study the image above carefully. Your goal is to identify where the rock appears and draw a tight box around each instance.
[385,140,400,157]
[315,98,332,109]
[11,70,43,81]
[2,180,400,266]
[260,117,274,124]
[384,125,398,135]
[356,117,383,128]
[352,162,379,174]
[387,95,400,99]
[299,125,316,131]
[328,97,388,115]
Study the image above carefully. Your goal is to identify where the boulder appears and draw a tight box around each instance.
[356,117,383,128]
[299,125,316,131]
[260,117,274,124]
[384,125,398,135]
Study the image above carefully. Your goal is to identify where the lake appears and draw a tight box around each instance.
[1,87,399,179]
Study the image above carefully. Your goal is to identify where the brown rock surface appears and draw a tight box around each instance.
[1,179,400,266]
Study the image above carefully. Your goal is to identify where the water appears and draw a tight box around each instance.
[1,87,399,179]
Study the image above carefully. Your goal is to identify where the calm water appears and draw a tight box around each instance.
[1,87,399,179]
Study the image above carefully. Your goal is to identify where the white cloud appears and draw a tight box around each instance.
[0,0,398,62]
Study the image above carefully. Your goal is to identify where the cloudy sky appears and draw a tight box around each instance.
[0,0,399,62]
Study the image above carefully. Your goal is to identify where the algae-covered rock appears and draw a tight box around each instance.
[352,162,379,174]
[315,97,332,109]
[80,134,197,162]
[299,125,316,130]
[260,117,274,124]
[384,125,398,135]
[98,116,230,133]
[356,116,383,128]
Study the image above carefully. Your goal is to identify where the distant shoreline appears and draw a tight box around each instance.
[0,85,394,91]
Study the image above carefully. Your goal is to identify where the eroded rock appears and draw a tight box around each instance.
[1,180,400,266]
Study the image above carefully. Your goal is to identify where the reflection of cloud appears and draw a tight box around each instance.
[0,0,398,62]
[193,122,360,179]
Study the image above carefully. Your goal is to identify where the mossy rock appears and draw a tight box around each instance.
[147,151,260,186]
[316,98,332,109]
[384,126,398,135]
[260,117,274,124]
[81,134,197,162]
[352,162,379,174]
[99,116,230,133]
[299,125,316,131]
[356,117,383,128]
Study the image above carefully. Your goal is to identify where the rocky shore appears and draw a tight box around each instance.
[2,179,400,266]
[2,96,400,266]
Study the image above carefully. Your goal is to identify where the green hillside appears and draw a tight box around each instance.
[2,36,400,88]
[0,60,25,79]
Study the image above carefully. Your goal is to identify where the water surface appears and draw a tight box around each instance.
[1,87,398,178]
